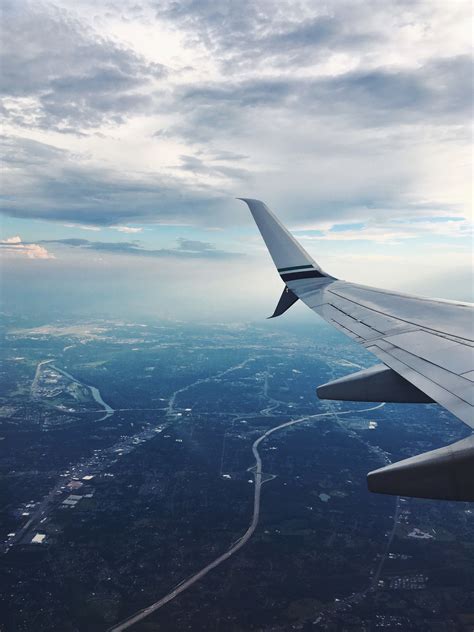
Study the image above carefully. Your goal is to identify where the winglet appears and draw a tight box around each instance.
[238,198,332,283]
[268,286,299,318]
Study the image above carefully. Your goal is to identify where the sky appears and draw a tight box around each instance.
[1,0,472,322]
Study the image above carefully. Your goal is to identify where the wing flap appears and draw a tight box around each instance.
[367,343,474,428]
[374,340,474,407]
[383,330,473,375]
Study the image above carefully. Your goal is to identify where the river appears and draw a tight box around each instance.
[51,365,114,421]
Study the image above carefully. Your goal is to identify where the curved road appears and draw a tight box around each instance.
[109,402,385,632]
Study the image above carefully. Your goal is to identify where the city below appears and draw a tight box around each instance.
[1,315,473,631]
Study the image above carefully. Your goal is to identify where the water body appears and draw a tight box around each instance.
[51,365,114,421]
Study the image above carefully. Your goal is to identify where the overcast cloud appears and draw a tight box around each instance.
[1,0,472,318]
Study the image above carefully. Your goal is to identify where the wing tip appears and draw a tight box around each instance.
[236,197,265,207]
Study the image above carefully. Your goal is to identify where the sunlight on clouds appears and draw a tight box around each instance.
[0,236,55,260]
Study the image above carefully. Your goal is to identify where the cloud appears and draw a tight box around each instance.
[64,223,101,231]
[156,0,471,77]
[0,135,232,227]
[176,238,216,252]
[297,216,472,244]
[156,0,350,72]
[1,0,166,132]
[112,226,143,234]
[38,237,241,259]
[0,0,472,311]
[177,154,251,181]
[170,55,472,143]
[0,235,55,259]
[209,150,249,161]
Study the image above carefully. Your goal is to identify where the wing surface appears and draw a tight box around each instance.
[240,198,474,429]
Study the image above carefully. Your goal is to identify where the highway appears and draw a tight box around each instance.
[108,402,385,632]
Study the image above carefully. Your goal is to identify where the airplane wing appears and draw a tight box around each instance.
[240,198,474,501]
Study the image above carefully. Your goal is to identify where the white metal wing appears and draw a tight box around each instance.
[240,198,474,501]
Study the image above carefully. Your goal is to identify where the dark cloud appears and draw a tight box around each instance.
[0,135,235,226]
[178,154,250,180]
[155,0,386,72]
[266,14,369,52]
[171,55,472,136]
[0,126,461,233]
[37,237,241,259]
[154,0,472,149]
[44,238,90,247]
[176,238,216,252]
[209,150,249,161]
[319,56,473,123]
[1,0,166,132]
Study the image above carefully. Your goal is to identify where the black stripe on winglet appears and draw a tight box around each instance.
[281,270,325,281]
[278,264,314,273]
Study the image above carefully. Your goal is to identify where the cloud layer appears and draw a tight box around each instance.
[1,0,472,315]
[1,0,471,231]
[2,0,165,131]
[37,236,241,259]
